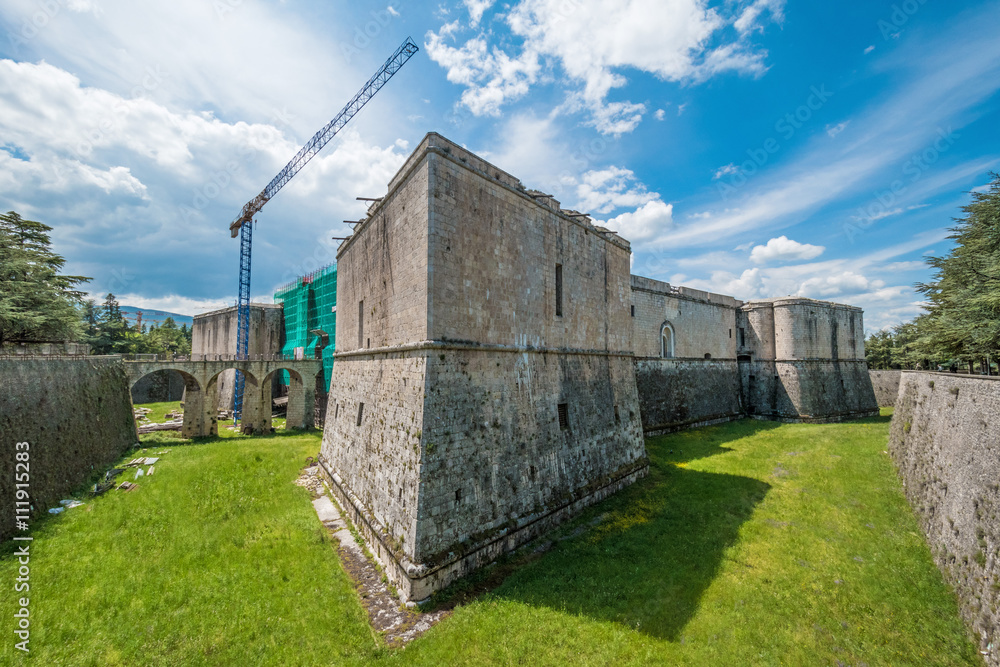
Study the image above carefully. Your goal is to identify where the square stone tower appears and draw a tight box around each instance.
[319,133,647,601]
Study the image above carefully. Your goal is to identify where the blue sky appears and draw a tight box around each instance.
[1,0,998,330]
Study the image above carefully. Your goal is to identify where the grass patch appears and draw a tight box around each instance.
[1,409,978,665]
[134,400,182,424]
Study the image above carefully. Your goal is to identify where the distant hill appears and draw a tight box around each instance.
[120,306,194,329]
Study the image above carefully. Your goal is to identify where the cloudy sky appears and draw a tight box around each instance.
[2,0,998,330]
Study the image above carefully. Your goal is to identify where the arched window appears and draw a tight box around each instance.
[660,322,675,359]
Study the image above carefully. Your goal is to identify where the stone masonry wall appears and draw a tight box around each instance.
[415,350,645,565]
[889,372,999,663]
[130,369,185,404]
[191,304,285,410]
[0,357,138,542]
[426,141,633,353]
[635,359,742,434]
[870,369,902,407]
[631,275,739,360]
[321,353,427,553]
[322,133,647,600]
[775,360,879,421]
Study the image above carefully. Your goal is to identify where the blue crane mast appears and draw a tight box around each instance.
[228,37,419,424]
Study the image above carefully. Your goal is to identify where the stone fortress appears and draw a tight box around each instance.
[186,132,877,600]
[308,132,879,601]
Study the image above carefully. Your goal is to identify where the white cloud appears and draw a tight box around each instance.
[750,236,825,264]
[463,0,495,26]
[424,31,541,116]
[797,271,880,298]
[733,0,785,35]
[864,45,876,55]
[825,121,849,138]
[427,0,783,134]
[654,109,666,121]
[0,58,409,302]
[573,167,658,214]
[713,163,739,180]
[598,200,673,241]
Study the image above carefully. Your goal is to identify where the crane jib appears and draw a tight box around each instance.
[228,37,419,237]
[228,37,419,423]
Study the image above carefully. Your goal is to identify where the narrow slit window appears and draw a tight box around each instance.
[555,264,563,317]
[358,300,365,348]
[630,305,635,317]
[356,402,365,426]
[558,403,569,430]
[614,405,620,423]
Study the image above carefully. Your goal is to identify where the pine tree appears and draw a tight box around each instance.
[917,173,1000,368]
[0,211,90,346]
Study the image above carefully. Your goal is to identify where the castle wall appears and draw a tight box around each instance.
[889,372,999,664]
[321,133,646,600]
[0,357,138,542]
[870,369,902,407]
[191,304,284,410]
[630,276,739,360]
[635,358,743,434]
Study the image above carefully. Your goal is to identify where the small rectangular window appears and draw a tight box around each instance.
[555,264,563,317]
[729,328,732,338]
[614,405,620,423]
[356,402,365,426]
[630,305,635,317]
[358,300,365,348]
[558,403,569,430]
[739,327,746,347]
[455,488,462,503]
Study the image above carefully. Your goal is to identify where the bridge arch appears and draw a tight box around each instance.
[264,367,314,431]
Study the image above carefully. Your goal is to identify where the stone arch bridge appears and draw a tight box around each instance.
[122,356,324,437]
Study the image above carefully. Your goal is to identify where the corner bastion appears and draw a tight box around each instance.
[319,133,647,601]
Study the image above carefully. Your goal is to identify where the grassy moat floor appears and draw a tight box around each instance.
[1,408,981,665]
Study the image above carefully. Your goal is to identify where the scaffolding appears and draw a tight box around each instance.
[273,262,337,391]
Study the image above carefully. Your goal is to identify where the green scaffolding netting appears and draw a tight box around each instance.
[273,262,337,391]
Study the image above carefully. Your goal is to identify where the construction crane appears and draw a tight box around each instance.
[228,37,419,423]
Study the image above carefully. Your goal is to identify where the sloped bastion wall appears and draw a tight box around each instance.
[889,371,999,663]
[869,369,902,407]
[0,357,138,542]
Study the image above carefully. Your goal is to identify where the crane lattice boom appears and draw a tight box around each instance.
[229,37,419,423]
[230,37,420,237]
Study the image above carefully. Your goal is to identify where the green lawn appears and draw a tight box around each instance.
[1,411,980,665]
[134,400,287,434]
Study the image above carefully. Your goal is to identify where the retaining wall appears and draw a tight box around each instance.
[635,358,743,434]
[0,357,138,542]
[130,369,185,404]
[869,369,902,407]
[889,371,999,663]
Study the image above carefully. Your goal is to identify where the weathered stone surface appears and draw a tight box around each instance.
[130,369,185,403]
[889,372,1000,663]
[635,359,742,435]
[191,303,285,410]
[870,369,902,407]
[0,357,137,541]
[321,133,647,601]
[123,359,322,436]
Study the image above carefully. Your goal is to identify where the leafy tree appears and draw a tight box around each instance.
[0,211,90,346]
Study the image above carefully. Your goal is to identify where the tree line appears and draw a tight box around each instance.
[1,211,191,355]
[866,174,1000,374]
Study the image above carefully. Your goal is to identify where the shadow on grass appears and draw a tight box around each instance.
[437,419,775,640]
